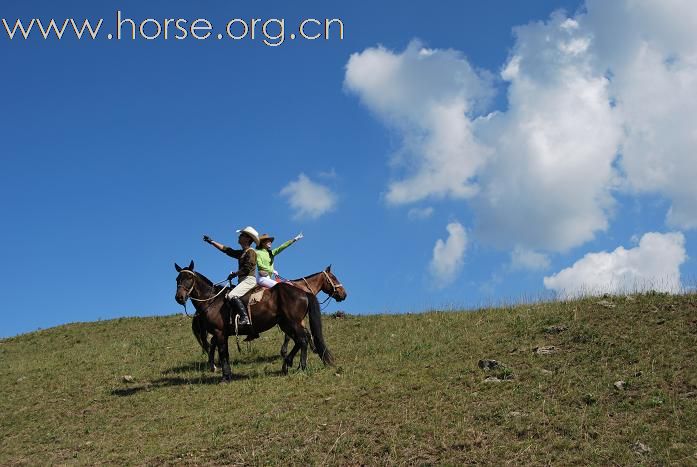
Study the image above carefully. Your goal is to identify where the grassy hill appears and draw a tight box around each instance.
[1,293,696,465]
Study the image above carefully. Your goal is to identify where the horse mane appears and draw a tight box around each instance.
[188,270,225,292]
[289,271,323,282]
[191,270,213,286]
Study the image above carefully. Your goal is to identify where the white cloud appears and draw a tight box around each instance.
[543,232,686,298]
[510,246,550,271]
[345,41,494,204]
[346,20,623,253]
[429,222,468,287]
[407,207,434,221]
[280,173,337,219]
[346,1,697,255]
[582,0,697,230]
[472,12,623,251]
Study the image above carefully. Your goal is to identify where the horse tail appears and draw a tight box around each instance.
[191,314,209,354]
[306,293,334,366]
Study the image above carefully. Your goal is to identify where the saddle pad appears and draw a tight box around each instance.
[248,288,266,307]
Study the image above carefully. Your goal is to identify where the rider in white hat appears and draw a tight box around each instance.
[203,226,259,326]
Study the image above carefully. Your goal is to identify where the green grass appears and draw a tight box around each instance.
[1,293,696,465]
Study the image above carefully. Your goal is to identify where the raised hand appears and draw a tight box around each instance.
[294,232,304,242]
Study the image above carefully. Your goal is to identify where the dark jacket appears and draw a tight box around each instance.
[222,246,257,280]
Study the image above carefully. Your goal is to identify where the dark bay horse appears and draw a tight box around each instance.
[174,261,344,381]
[193,266,347,367]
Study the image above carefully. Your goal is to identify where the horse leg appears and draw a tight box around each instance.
[280,321,308,373]
[208,336,217,372]
[284,342,300,374]
[280,333,291,358]
[299,332,309,370]
[215,330,232,382]
[294,321,310,370]
[277,321,298,374]
[305,327,316,353]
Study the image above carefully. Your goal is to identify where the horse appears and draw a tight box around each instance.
[278,267,346,357]
[174,261,346,381]
[193,266,346,368]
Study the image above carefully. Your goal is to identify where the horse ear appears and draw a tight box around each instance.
[188,260,195,271]
[175,262,182,272]
[326,264,332,272]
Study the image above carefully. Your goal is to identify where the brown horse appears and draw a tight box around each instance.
[175,261,345,381]
[193,266,347,368]
[278,267,346,357]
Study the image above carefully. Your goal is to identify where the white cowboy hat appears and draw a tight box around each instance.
[236,226,259,244]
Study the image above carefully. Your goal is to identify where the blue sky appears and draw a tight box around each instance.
[2,0,696,338]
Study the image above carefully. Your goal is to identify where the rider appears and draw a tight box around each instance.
[256,232,304,288]
[203,226,259,326]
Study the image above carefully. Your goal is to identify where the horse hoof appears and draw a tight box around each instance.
[281,364,288,375]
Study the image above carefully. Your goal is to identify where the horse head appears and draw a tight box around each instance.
[174,260,196,305]
[321,265,347,302]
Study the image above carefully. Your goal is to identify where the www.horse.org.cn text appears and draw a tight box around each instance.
[1,11,345,47]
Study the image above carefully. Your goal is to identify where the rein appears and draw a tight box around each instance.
[178,270,229,315]
[190,286,228,302]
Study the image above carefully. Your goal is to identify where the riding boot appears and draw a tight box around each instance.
[230,297,250,326]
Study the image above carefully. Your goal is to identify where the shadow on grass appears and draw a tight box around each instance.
[161,361,212,375]
[234,354,282,364]
[110,375,226,396]
[162,354,282,375]
[111,368,288,397]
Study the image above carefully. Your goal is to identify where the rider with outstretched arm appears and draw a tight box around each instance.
[255,232,304,288]
[203,226,259,326]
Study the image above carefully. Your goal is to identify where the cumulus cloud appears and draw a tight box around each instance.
[280,173,337,219]
[345,41,494,204]
[582,0,697,229]
[510,246,551,271]
[472,13,623,251]
[346,21,622,252]
[543,232,686,298]
[407,206,434,221]
[429,222,468,286]
[346,1,697,254]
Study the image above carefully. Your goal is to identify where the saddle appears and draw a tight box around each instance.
[239,285,267,309]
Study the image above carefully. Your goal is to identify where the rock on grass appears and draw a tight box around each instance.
[478,359,500,370]
[544,324,568,334]
[632,441,651,455]
[533,346,558,355]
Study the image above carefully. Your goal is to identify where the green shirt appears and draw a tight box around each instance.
[256,239,295,276]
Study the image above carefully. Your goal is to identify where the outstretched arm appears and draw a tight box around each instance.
[203,235,227,252]
[203,235,244,261]
[272,232,304,255]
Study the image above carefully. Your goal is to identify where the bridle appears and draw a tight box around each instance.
[301,271,344,307]
[176,270,229,315]
[177,270,197,297]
